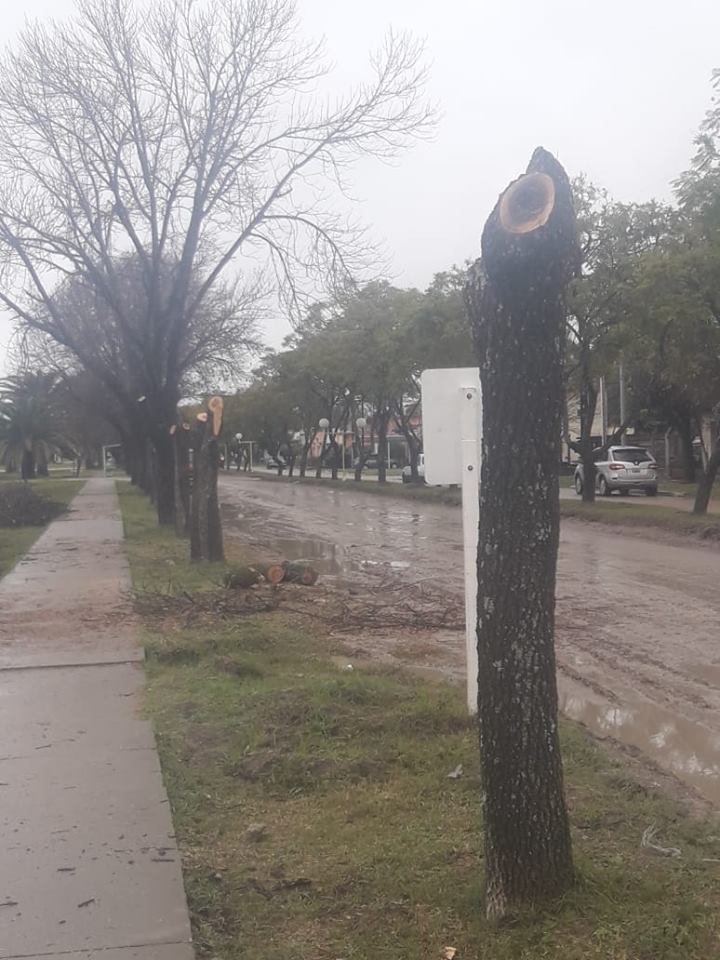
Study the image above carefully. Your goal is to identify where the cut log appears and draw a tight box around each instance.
[263,563,286,585]
[224,566,262,590]
[281,561,319,586]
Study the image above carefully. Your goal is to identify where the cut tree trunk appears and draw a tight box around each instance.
[224,565,262,589]
[281,561,319,585]
[172,422,192,537]
[189,398,224,563]
[263,563,286,585]
[465,147,576,919]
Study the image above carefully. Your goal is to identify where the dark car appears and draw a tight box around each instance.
[364,454,400,470]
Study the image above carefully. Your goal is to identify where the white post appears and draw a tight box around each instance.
[459,386,480,714]
[342,437,346,479]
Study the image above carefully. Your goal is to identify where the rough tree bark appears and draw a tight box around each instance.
[171,421,192,537]
[190,397,224,563]
[465,147,577,919]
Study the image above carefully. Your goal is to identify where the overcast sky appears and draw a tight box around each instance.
[1,0,719,365]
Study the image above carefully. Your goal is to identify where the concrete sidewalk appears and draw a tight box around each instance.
[0,479,194,959]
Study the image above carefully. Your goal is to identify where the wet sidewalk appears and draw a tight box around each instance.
[0,479,194,959]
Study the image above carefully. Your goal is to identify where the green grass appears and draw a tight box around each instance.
[560,499,720,540]
[117,481,720,959]
[0,476,83,579]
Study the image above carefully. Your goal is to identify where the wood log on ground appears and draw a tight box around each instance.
[189,397,224,563]
[464,146,577,919]
[281,561,319,586]
[224,565,262,589]
[263,563,286,586]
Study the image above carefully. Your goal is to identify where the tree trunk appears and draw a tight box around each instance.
[464,147,576,919]
[299,436,313,478]
[21,447,35,481]
[377,417,389,484]
[693,438,720,515]
[36,447,49,477]
[172,423,192,537]
[153,430,175,526]
[190,399,224,563]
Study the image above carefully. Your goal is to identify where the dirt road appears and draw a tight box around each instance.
[220,474,720,807]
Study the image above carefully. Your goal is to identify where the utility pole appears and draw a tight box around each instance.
[619,360,626,441]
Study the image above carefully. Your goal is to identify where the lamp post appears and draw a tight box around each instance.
[235,432,243,471]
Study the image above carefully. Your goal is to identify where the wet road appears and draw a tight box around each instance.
[220,474,720,806]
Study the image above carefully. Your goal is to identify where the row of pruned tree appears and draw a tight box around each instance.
[0,0,432,534]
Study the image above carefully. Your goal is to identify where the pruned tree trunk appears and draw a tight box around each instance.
[172,421,192,537]
[190,397,224,563]
[465,147,576,919]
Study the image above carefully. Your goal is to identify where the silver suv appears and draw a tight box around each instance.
[574,446,658,497]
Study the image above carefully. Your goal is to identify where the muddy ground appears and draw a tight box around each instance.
[219,474,720,809]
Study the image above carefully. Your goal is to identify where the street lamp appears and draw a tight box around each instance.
[317,418,330,477]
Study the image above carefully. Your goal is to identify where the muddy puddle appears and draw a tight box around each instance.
[560,681,720,804]
[220,476,720,807]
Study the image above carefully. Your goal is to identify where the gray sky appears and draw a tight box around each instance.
[1,0,719,365]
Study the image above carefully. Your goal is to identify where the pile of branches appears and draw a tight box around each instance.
[0,483,66,527]
[282,572,464,632]
[333,575,464,631]
[133,586,279,628]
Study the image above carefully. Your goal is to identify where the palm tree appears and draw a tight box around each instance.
[0,372,66,480]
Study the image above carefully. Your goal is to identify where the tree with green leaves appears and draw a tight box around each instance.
[566,179,677,500]
[0,372,67,479]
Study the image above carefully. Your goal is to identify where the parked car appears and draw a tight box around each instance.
[364,454,400,470]
[574,446,658,497]
[402,453,425,484]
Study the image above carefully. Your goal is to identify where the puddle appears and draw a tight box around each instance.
[560,681,720,805]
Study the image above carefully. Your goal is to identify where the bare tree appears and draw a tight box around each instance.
[0,0,433,522]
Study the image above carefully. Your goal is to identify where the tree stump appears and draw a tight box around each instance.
[189,397,224,563]
[464,147,578,919]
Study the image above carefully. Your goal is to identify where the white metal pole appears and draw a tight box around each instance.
[459,386,480,714]
[249,442,253,473]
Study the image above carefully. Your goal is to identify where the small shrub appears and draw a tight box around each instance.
[0,483,66,527]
